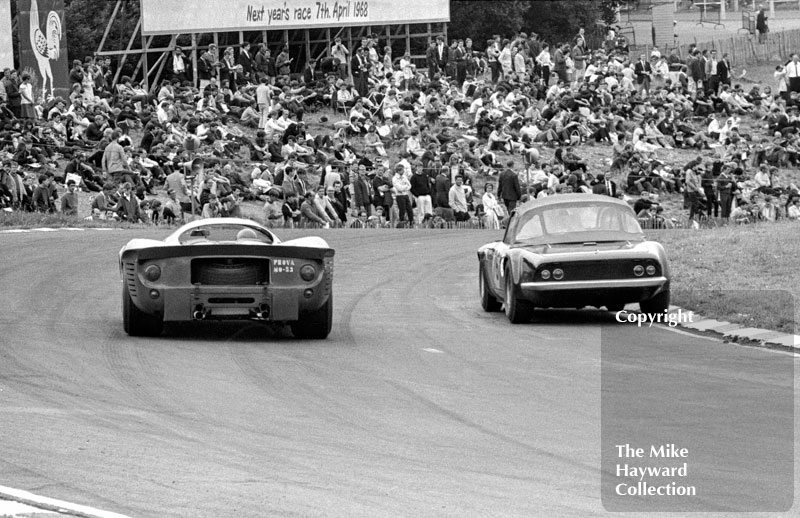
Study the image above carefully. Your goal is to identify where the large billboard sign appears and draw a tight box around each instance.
[140,0,450,35]
[0,1,13,70]
[17,0,70,101]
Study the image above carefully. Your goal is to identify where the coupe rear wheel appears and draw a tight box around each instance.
[639,289,670,317]
[504,270,534,324]
[122,282,163,337]
[290,295,333,339]
[479,263,502,312]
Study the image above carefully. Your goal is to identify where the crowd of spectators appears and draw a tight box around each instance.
[1,27,800,228]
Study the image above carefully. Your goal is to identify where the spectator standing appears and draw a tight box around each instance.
[331,37,349,79]
[487,35,502,84]
[238,42,253,82]
[701,167,719,218]
[102,130,130,183]
[256,77,271,129]
[482,182,502,229]
[435,36,449,79]
[2,70,20,118]
[426,40,440,81]
[433,166,451,209]
[276,45,292,77]
[786,54,800,94]
[706,49,719,94]
[351,47,369,97]
[553,44,568,84]
[717,165,735,219]
[372,167,394,220]
[497,166,522,211]
[198,44,219,90]
[172,48,188,83]
[572,38,586,87]
[684,165,704,221]
[756,5,768,44]
[165,167,192,215]
[353,165,373,216]
[634,54,652,98]
[391,164,413,225]
[254,44,270,82]
[536,44,552,85]
[449,175,470,221]
[410,163,433,222]
[19,74,35,119]
[498,40,513,78]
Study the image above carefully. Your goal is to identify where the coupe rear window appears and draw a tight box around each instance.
[513,204,642,243]
[178,224,274,245]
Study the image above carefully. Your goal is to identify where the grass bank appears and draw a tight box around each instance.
[648,221,799,334]
[0,211,147,229]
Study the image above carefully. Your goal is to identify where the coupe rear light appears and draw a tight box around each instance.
[552,268,564,281]
[633,265,645,277]
[646,264,657,276]
[144,264,161,282]
[540,269,551,280]
[300,264,317,281]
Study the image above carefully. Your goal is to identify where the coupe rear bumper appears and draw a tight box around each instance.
[518,277,669,308]
[520,277,668,292]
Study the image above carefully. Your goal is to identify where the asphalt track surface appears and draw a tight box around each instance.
[0,229,797,518]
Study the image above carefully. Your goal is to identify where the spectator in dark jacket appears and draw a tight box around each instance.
[497,166,522,211]
[433,166,451,208]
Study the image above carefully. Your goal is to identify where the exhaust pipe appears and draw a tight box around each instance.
[193,305,207,320]
[255,304,270,319]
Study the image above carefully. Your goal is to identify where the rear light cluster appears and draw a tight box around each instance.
[633,261,659,277]
[539,268,565,281]
[533,260,660,282]
[144,264,161,282]
[300,264,317,281]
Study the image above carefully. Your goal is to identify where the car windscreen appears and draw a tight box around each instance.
[513,203,642,243]
[178,224,274,244]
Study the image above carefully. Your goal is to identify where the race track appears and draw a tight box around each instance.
[0,229,797,518]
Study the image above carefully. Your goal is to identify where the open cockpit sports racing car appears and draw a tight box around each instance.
[478,194,670,323]
[119,218,334,339]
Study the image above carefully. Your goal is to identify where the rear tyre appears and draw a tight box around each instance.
[479,262,502,312]
[291,295,333,339]
[639,289,670,317]
[505,270,534,324]
[122,282,163,337]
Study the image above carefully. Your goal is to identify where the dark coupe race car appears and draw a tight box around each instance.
[119,218,334,339]
[477,194,670,323]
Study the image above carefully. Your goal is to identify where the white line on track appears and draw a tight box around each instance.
[0,486,132,518]
[422,348,444,354]
[0,498,57,515]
